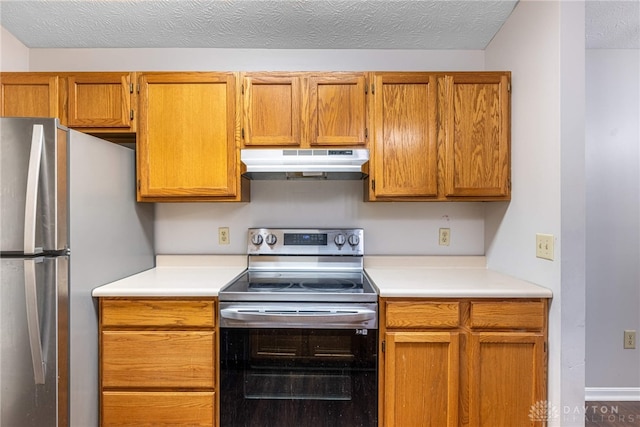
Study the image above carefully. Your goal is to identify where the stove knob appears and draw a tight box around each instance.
[348,234,360,247]
[334,234,346,247]
[265,233,277,246]
[251,234,264,246]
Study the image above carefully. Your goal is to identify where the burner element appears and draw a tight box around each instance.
[299,279,359,292]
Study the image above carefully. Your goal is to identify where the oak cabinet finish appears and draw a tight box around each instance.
[99,298,217,427]
[368,72,439,200]
[380,297,548,427]
[308,73,367,146]
[102,392,214,427]
[136,72,246,202]
[0,73,63,120]
[2,70,510,202]
[1,72,137,135]
[441,73,511,199]
[66,72,136,132]
[367,71,511,201]
[384,331,460,427]
[242,73,301,146]
[241,72,368,148]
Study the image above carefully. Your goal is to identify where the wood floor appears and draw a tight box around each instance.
[585,402,640,426]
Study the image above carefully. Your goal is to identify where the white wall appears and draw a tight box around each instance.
[155,181,484,255]
[586,49,640,391]
[485,1,586,425]
[27,48,484,72]
[0,26,28,71]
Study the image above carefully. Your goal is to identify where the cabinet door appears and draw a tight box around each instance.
[308,73,367,146]
[242,73,301,146]
[383,331,459,427]
[441,73,510,199]
[0,73,61,120]
[66,72,135,131]
[468,332,546,427]
[137,72,239,200]
[369,73,438,200]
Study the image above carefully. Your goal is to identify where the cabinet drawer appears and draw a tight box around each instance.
[101,331,214,388]
[386,301,460,328]
[469,301,545,330]
[101,299,215,328]
[102,391,214,426]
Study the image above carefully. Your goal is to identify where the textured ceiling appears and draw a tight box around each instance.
[586,1,639,48]
[0,0,638,50]
[0,0,518,49]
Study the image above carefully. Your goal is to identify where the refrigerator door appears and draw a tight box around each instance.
[0,256,67,427]
[0,118,68,254]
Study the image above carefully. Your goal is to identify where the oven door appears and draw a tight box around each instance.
[219,304,378,427]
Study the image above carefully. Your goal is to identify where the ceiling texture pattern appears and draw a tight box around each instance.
[0,0,638,50]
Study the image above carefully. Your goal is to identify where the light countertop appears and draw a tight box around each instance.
[92,255,552,299]
[91,255,247,297]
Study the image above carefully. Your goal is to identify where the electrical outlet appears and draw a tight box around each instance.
[624,330,636,349]
[218,227,230,245]
[439,228,450,246]
[536,233,554,260]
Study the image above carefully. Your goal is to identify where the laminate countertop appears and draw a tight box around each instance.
[91,255,552,299]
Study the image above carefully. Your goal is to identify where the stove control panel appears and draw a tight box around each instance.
[247,228,364,256]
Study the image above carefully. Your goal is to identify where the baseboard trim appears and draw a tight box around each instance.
[585,387,640,401]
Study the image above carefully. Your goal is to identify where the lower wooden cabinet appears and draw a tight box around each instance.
[380,298,548,427]
[384,331,459,427]
[102,391,214,427]
[99,298,217,427]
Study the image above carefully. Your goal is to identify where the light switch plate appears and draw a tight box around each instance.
[536,233,554,260]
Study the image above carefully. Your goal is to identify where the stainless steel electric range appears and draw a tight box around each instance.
[219,228,378,427]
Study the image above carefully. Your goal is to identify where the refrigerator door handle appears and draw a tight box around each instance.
[24,124,44,255]
[24,258,46,384]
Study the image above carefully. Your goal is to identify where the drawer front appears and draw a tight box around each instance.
[469,301,545,330]
[102,331,214,388]
[101,299,215,328]
[386,301,460,328]
[102,391,214,426]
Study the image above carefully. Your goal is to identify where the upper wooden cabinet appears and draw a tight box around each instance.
[66,72,136,132]
[368,72,439,200]
[136,72,246,202]
[308,73,367,146]
[366,71,511,202]
[241,72,367,148]
[0,73,63,120]
[242,73,301,146]
[440,72,511,199]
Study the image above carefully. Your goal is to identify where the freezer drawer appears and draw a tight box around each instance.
[0,256,68,427]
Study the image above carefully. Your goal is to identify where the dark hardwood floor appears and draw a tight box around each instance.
[585,402,640,426]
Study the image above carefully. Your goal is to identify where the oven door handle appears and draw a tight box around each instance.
[220,307,377,325]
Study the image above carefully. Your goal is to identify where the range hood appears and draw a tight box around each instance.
[241,149,369,180]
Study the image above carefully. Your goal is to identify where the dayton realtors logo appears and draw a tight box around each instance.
[530,401,640,424]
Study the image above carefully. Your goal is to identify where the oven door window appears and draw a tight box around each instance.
[221,328,377,427]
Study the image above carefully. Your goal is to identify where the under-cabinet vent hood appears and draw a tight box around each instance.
[241,149,369,180]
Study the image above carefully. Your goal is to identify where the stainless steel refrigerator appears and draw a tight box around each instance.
[0,118,155,426]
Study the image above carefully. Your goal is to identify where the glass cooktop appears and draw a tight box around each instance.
[220,271,378,303]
